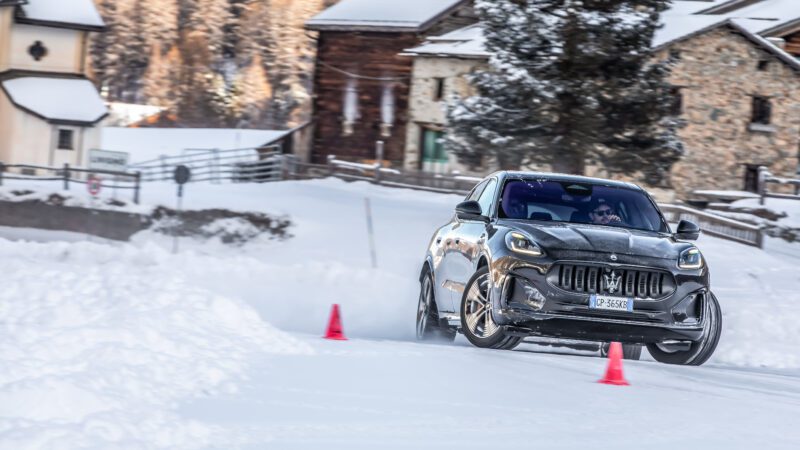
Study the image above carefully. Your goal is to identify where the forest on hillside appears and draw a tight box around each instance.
[90,0,337,129]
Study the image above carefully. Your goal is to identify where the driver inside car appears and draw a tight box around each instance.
[589,199,624,226]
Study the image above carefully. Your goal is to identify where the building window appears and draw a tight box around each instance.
[751,96,772,125]
[743,165,761,193]
[669,87,683,116]
[433,78,446,101]
[57,129,74,150]
[420,128,448,172]
[669,49,681,60]
[757,60,770,71]
[28,41,48,61]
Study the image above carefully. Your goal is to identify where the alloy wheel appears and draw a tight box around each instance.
[464,273,500,338]
[416,276,433,339]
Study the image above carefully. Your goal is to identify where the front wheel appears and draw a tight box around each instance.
[460,266,521,350]
[647,292,722,366]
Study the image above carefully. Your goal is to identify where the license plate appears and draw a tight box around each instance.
[589,295,633,312]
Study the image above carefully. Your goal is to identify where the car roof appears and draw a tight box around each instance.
[491,171,643,191]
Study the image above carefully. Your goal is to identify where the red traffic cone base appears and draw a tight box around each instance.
[598,342,629,386]
[324,304,347,340]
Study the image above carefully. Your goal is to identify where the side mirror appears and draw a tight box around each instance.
[456,200,488,222]
[675,219,700,241]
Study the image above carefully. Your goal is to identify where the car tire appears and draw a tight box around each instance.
[460,266,522,350]
[416,270,456,342]
[600,343,642,360]
[647,292,722,366]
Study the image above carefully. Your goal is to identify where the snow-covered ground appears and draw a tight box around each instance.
[0,178,799,449]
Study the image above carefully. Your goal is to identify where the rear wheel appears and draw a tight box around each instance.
[647,292,722,366]
[601,343,642,360]
[416,271,456,342]
[460,266,521,350]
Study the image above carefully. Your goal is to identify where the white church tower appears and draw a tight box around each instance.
[0,0,107,173]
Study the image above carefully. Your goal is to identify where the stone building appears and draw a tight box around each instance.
[0,0,108,173]
[654,19,800,199]
[304,0,476,166]
[395,1,800,200]
[401,24,487,174]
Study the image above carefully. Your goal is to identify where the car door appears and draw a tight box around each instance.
[448,178,498,310]
[436,180,488,313]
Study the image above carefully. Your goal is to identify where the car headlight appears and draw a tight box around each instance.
[505,231,544,257]
[678,247,704,270]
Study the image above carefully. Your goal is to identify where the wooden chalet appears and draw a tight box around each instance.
[305,0,476,166]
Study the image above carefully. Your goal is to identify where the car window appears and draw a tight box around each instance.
[498,178,667,233]
[477,178,497,216]
[467,180,488,202]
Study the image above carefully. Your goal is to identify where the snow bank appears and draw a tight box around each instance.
[732,197,800,228]
[700,235,800,369]
[0,239,311,449]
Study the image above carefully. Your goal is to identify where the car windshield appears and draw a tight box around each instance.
[498,178,668,233]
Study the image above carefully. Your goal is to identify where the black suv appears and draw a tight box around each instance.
[417,172,721,366]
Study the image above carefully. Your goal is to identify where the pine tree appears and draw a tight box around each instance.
[447,0,683,184]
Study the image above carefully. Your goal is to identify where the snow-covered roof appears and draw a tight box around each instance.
[664,1,734,16]
[1,77,108,125]
[654,15,729,48]
[403,24,489,58]
[654,18,800,71]
[306,0,467,32]
[663,0,800,35]
[17,0,105,30]
[718,0,800,33]
[101,128,293,164]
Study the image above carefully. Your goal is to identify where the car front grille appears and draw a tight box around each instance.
[548,263,676,299]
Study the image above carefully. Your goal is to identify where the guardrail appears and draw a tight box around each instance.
[131,146,285,183]
[758,166,800,204]
[0,162,142,204]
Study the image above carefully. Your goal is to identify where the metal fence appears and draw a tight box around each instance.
[758,166,800,204]
[284,155,482,195]
[285,155,766,248]
[131,146,285,183]
[0,162,142,204]
[659,204,763,247]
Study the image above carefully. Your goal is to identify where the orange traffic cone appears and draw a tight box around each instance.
[324,304,347,340]
[598,342,629,386]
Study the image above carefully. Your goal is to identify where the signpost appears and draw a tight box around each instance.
[172,165,191,254]
[86,175,102,242]
[88,149,130,172]
[89,149,129,199]
[87,174,102,196]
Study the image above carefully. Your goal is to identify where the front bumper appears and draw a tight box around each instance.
[490,254,710,345]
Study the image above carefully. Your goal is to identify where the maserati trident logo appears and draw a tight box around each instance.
[604,270,622,294]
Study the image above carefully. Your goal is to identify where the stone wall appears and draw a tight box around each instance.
[659,27,800,199]
[403,56,486,173]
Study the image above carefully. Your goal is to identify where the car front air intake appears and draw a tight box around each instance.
[547,263,676,299]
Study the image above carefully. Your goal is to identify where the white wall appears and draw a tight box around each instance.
[3,24,86,74]
[0,94,92,170]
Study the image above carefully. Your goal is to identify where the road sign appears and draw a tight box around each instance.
[88,149,130,172]
[87,175,102,196]
[174,165,191,185]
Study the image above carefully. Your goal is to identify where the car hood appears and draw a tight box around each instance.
[500,220,681,259]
